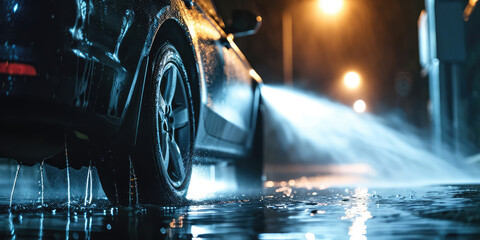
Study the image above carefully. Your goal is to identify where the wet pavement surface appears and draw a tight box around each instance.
[3,86,480,239]
[1,183,480,239]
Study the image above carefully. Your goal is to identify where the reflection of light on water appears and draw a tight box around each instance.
[187,165,224,200]
[186,164,236,200]
[264,163,375,192]
[305,232,316,240]
[341,188,372,240]
[258,232,316,239]
[264,173,370,191]
[39,212,44,239]
[8,210,15,238]
[275,186,293,197]
[265,164,376,188]
[169,215,185,228]
[66,212,70,240]
[191,225,212,239]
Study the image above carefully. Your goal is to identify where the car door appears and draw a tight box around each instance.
[192,0,255,149]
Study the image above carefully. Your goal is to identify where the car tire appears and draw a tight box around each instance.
[97,43,195,205]
[235,97,264,192]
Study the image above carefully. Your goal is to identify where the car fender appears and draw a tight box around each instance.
[115,1,205,149]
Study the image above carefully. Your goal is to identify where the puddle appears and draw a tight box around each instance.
[1,183,480,239]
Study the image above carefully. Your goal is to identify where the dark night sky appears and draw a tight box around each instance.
[215,0,428,125]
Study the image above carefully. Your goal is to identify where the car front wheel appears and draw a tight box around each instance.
[97,43,195,205]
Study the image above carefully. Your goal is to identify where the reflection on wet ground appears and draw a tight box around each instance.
[1,168,480,239]
[3,85,480,239]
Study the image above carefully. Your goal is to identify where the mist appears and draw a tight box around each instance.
[262,85,480,186]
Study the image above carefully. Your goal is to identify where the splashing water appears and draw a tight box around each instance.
[261,85,479,185]
[10,163,21,208]
[84,160,93,206]
[66,212,70,240]
[64,133,71,209]
[39,160,44,207]
[8,210,15,238]
[129,155,139,207]
[39,212,44,239]
[113,181,119,205]
[84,212,92,240]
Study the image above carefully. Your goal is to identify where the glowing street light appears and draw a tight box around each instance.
[353,99,366,113]
[319,0,344,15]
[344,71,361,89]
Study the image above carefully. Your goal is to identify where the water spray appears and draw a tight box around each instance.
[261,85,479,185]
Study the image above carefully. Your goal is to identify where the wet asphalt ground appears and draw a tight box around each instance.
[1,164,480,240]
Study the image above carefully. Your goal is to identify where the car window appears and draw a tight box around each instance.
[196,0,225,28]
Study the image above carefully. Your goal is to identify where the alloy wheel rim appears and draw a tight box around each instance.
[155,61,190,189]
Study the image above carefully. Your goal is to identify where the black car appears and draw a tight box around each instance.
[0,0,264,205]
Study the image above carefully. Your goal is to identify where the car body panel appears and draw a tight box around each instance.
[181,0,255,154]
[0,0,261,163]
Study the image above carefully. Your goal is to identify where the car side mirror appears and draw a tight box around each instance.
[226,10,262,38]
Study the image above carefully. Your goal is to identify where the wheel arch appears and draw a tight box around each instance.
[149,19,201,133]
[113,17,201,152]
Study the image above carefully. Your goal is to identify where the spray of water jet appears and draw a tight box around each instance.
[10,163,21,208]
[84,160,93,206]
[40,160,44,207]
[64,132,71,209]
[261,85,479,185]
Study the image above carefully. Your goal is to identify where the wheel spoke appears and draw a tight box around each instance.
[158,97,167,113]
[173,106,189,129]
[158,110,165,124]
[157,74,167,113]
[154,57,189,188]
[168,139,185,180]
[164,67,178,106]
[162,132,170,170]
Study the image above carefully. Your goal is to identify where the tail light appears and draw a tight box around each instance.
[0,62,37,77]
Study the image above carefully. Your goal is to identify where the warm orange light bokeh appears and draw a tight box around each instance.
[343,71,361,89]
[319,0,344,15]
